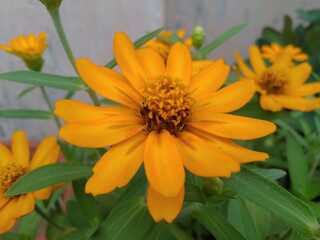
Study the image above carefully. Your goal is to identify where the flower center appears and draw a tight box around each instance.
[140,75,194,135]
[0,163,27,193]
[257,68,288,94]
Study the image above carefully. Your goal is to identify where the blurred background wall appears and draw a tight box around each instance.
[0,0,319,139]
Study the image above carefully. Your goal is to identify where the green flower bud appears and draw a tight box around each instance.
[39,0,63,9]
[192,26,206,49]
[202,177,224,196]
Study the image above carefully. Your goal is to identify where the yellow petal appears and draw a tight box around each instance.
[13,193,35,218]
[234,51,256,79]
[54,100,135,123]
[0,143,12,167]
[190,59,230,99]
[29,136,59,170]
[192,60,214,76]
[76,58,141,109]
[193,79,255,113]
[33,187,53,200]
[144,130,185,197]
[114,32,148,93]
[59,113,144,148]
[187,127,269,163]
[260,95,283,112]
[0,196,9,208]
[12,130,30,167]
[272,95,320,112]
[165,43,192,86]
[189,112,276,140]
[147,185,184,223]
[249,46,266,76]
[0,219,16,234]
[175,130,240,177]
[138,48,165,76]
[85,131,147,196]
[284,82,320,97]
[287,63,312,85]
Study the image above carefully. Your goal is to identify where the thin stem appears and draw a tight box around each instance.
[309,150,320,179]
[35,204,64,230]
[40,86,62,128]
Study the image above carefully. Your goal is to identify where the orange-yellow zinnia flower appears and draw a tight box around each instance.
[54,32,276,223]
[235,46,320,112]
[0,130,60,234]
[261,43,308,65]
[0,33,47,61]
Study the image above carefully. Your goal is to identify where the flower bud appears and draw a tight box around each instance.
[192,26,206,49]
[38,0,63,9]
[202,177,224,196]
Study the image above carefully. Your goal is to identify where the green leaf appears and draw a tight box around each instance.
[185,183,205,203]
[105,27,164,68]
[0,109,53,119]
[0,233,26,240]
[224,167,319,238]
[286,133,309,197]
[60,227,97,240]
[72,179,102,226]
[192,203,246,240]
[6,163,93,196]
[0,71,86,91]
[92,198,153,240]
[261,27,281,44]
[145,222,175,240]
[303,25,320,55]
[251,168,286,181]
[198,23,246,58]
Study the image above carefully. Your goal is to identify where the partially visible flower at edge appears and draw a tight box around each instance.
[261,42,308,65]
[0,33,48,71]
[54,32,276,223]
[0,130,60,234]
[235,45,320,112]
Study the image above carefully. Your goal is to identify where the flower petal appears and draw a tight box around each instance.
[193,79,255,113]
[187,127,269,163]
[138,48,165,76]
[85,131,147,196]
[59,113,144,148]
[189,112,276,140]
[33,187,53,200]
[249,46,266,76]
[12,131,30,167]
[144,130,185,197]
[175,130,240,177]
[235,51,256,79]
[287,63,312,85]
[147,185,184,223]
[190,59,230,99]
[0,219,16,234]
[284,82,320,97]
[260,95,283,112]
[114,32,149,93]
[29,136,59,170]
[272,95,320,112]
[76,58,141,109]
[165,43,192,86]
[192,60,214,76]
[13,193,35,218]
[0,143,12,167]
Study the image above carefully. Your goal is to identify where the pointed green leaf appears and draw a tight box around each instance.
[0,71,86,91]
[192,203,246,240]
[6,163,93,196]
[145,222,175,240]
[60,227,97,240]
[0,109,53,119]
[224,167,319,238]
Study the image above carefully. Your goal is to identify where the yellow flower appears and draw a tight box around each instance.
[0,130,60,234]
[235,46,320,112]
[261,43,308,65]
[0,33,48,61]
[54,32,276,223]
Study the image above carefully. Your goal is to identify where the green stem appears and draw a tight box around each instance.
[35,204,64,230]
[48,7,100,106]
[309,150,320,179]
[40,86,62,128]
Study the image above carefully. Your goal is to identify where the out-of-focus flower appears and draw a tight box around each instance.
[0,33,48,71]
[192,26,206,49]
[235,46,320,112]
[261,43,308,65]
[0,131,60,234]
[55,32,276,223]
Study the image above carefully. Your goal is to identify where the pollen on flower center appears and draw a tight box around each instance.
[0,163,27,193]
[140,75,194,135]
[257,68,288,94]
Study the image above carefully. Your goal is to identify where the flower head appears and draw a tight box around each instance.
[261,43,308,65]
[55,32,276,223]
[235,46,320,112]
[0,130,60,234]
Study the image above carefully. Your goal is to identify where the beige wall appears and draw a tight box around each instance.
[0,0,319,139]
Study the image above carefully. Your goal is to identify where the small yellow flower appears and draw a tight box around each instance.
[235,46,320,112]
[0,130,60,234]
[0,33,48,61]
[55,32,276,223]
[261,43,308,65]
